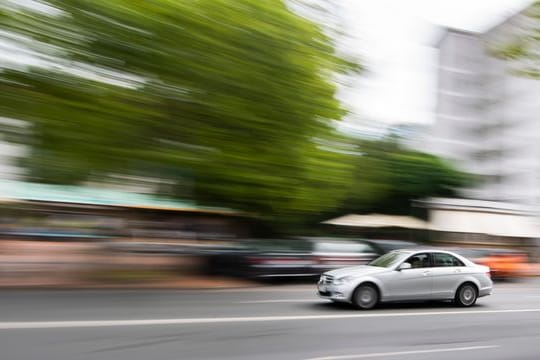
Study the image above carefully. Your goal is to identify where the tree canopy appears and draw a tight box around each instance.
[491,1,540,78]
[0,0,357,222]
[336,139,470,216]
[0,0,467,229]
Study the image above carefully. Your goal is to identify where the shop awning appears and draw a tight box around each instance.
[0,179,235,214]
[323,213,429,230]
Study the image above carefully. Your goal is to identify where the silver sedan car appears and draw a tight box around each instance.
[318,249,492,309]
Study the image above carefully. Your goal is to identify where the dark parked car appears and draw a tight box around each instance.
[204,237,380,279]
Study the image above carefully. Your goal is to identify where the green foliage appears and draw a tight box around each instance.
[490,1,540,78]
[0,1,467,230]
[0,0,356,223]
[338,139,470,215]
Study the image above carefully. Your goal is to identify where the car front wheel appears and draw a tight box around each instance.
[455,283,478,307]
[352,284,379,310]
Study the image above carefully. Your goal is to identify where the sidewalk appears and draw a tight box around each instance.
[0,239,256,290]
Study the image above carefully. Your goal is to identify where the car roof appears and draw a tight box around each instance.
[392,248,460,255]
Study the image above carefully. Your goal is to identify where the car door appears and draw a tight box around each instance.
[382,252,433,301]
[430,252,466,299]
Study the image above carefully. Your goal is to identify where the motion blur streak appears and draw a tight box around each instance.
[305,345,499,360]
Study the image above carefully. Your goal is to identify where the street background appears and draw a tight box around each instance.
[3,0,540,359]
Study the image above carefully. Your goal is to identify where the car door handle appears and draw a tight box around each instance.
[454,269,462,273]
[423,270,430,276]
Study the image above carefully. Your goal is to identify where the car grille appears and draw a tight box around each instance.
[320,274,334,285]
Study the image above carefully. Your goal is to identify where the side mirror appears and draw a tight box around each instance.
[398,262,412,271]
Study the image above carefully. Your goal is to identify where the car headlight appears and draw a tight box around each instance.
[333,275,354,285]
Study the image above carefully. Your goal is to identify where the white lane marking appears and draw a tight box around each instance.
[2,308,540,330]
[238,299,321,303]
[305,345,499,360]
[494,287,540,292]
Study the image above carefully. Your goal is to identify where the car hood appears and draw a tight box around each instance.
[326,265,389,278]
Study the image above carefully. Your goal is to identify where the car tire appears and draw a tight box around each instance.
[455,283,478,307]
[352,283,379,310]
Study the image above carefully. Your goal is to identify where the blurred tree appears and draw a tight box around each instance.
[490,1,540,78]
[0,1,468,231]
[0,0,358,223]
[336,139,470,216]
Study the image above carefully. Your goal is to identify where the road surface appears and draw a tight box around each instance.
[2,279,540,360]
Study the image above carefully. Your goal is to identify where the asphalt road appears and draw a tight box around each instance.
[2,279,540,360]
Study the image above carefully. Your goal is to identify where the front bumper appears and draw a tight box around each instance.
[317,282,350,302]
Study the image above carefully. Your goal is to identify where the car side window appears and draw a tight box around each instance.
[405,253,431,269]
[433,253,465,267]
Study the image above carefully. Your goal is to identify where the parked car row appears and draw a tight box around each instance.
[103,235,533,281]
[204,237,419,279]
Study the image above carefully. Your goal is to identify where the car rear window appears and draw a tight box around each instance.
[433,252,465,267]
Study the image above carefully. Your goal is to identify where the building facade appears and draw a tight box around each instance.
[431,11,540,206]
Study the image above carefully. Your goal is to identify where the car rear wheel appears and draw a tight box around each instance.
[352,284,379,310]
[455,283,478,307]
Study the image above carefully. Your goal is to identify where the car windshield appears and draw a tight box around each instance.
[368,251,405,268]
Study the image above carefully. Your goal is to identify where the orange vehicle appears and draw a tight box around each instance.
[456,248,530,279]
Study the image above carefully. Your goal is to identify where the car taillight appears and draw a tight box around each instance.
[486,271,491,278]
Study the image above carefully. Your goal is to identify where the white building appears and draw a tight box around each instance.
[430,10,540,207]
